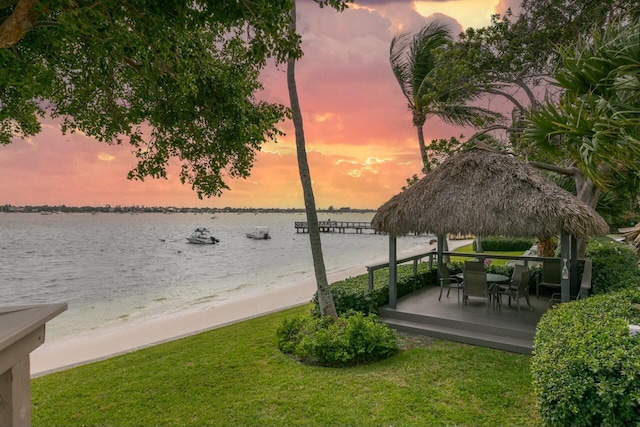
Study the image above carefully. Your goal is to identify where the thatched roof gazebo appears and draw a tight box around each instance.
[372,145,609,307]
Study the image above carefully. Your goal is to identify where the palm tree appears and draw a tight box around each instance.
[287,1,337,317]
[391,22,499,258]
[389,22,499,171]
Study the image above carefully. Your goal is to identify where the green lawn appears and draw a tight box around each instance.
[32,305,540,427]
[450,244,525,266]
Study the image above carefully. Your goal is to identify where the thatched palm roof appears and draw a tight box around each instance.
[372,146,609,239]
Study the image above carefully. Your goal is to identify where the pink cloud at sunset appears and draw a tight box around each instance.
[0,0,514,209]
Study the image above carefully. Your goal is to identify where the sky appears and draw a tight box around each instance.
[0,0,520,209]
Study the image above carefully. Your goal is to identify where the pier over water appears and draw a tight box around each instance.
[294,221,376,234]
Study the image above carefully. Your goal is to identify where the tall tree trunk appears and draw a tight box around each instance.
[575,178,600,210]
[537,237,556,257]
[416,122,449,259]
[287,2,337,318]
[416,124,429,171]
[530,162,604,258]
[575,177,601,258]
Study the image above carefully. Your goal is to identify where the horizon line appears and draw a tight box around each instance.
[1,204,377,212]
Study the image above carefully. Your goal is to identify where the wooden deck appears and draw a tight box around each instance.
[378,286,550,354]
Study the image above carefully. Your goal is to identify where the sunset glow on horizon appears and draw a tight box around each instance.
[0,0,518,209]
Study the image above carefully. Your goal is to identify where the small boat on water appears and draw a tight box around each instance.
[187,228,220,244]
[246,226,271,240]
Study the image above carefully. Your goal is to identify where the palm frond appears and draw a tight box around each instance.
[410,22,450,99]
[430,104,503,128]
[389,22,450,110]
[389,31,416,106]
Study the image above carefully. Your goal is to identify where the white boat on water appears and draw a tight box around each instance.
[246,226,271,240]
[187,228,219,244]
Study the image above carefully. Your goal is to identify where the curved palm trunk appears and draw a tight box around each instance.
[416,124,429,171]
[287,2,337,318]
[416,122,450,258]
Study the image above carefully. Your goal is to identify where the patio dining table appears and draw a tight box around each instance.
[455,272,509,284]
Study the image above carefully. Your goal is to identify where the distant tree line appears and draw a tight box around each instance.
[0,205,374,214]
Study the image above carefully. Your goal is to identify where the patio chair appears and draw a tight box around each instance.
[536,259,562,298]
[438,263,463,304]
[505,264,526,291]
[496,266,532,312]
[548,259,593,307]
[494,264,524,302]
[464,260,485,272]
[462,269,492,312]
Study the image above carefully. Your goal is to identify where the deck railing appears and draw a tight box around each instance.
[365,251,583,292]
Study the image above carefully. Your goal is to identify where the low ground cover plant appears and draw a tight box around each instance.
[276,310,398,366]
[532,289,640,426]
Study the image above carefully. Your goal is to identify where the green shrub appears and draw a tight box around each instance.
[276,311,398,367]
[275,316,308,354]
[585,238,640,294]
[472,236,536,252]
[311,263,436,316]
[532,289,640,426]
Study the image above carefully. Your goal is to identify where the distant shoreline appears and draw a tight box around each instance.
[1,206,377,214]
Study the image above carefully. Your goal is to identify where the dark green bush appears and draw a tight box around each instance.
[585,238,640,294]
[472,236,536,252]
[532,289,640,426]
[275,316,308,354]
[276,311,398,367]
[311,263,435,316]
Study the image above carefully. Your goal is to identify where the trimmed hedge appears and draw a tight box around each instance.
[532,289,640,426]
[276,311,398,367]
[311,262,435,316]
[472,236,536,252]
[585,238,640,294]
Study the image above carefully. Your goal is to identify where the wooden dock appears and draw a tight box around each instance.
[294,221,376,234]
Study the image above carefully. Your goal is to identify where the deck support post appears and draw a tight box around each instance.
[570,237,579,296]
[560,232,571,302]
[389,235,397,309]
[436,235,445,290]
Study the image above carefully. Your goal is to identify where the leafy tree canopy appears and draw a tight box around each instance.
[0,0,348,198]
[429,0,640,136]
[525,18,640,189]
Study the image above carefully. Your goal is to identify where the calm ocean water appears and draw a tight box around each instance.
[1,211,432,343]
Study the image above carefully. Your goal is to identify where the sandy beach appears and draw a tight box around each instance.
[31,239,471,377]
